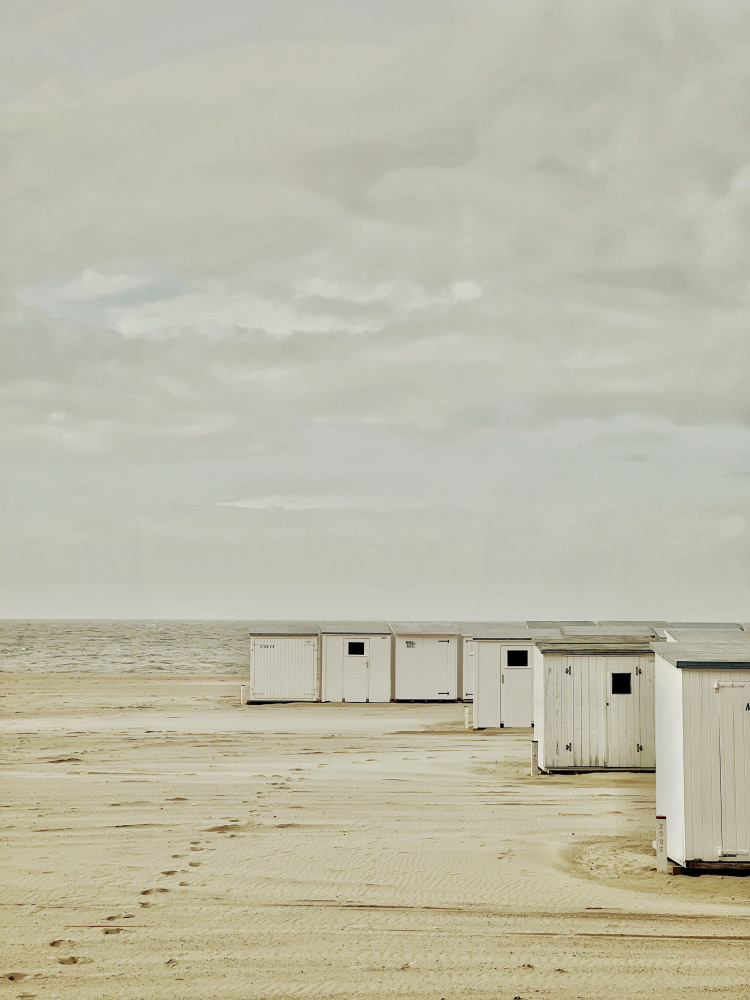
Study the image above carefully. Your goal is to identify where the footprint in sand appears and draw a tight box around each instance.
[179,881,190,886]
[3,973,27,982]
[188,861,201,867]
[103,928,122,935]
[58,957,93,966]
[140,888,169,895]
[171,855,185,859]
[161,870,178,875]
[49,940,73,948]
[190,846,204,852]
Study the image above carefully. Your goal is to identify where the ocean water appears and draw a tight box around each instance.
[0,620,252,673]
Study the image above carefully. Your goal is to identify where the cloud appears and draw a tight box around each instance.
[218,493,427,511]
[19,269,482,341]
[2,1,750,614]
[56,269,152,302]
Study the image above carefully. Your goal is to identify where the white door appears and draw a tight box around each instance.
[500,646,533,727]
[718,682,750,858]
[396,637,423,699]
[427,638,453,699]
[463,638,475,700]
[555,656,575,767]
[605,658,639,767]
[474,642,501,729]
[250,636,318,701]
[343,637,369,703]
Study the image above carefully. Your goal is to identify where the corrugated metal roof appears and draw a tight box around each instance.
[561,624,658,638]
[536,635,656,653]
[654,641,750,668]
[390,621,461,635]
[527,620,597,628]
[456,622,532,640]
[665,629,750,643]
[599,620,671,627]
[247,621,320,636]
[668,622,744,630]
[318,621,392,634]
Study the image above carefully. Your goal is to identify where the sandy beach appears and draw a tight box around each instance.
[4,673,750,999]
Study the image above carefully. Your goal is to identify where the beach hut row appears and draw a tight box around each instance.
[246,620,463,705]
[245,619,745,717]
[244,620,750,871]
[246,618,639,709]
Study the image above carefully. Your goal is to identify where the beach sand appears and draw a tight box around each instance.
[3,673,750,999]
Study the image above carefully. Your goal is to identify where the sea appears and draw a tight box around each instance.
[0,621,252,673]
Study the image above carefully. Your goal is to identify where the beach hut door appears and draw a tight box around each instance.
[501,647,533,727]
[717,682,750,857]
[343,638,369,703]
[556,657,575,767]
[605,659,638,767]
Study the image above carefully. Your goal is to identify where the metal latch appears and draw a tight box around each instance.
[636,744,643,752]
[565,665,572,675]
[565,743,572,751]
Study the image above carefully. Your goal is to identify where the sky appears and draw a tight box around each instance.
[1,0,749,620]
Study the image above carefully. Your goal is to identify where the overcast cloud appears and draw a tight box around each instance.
[1,0,749,619]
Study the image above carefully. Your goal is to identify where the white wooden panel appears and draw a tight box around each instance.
[250,636,318,701]
[678,668,750,864]
[343,637,369,703]
[541,652,654,770]
[655,652,687,865]
[640,656,656,766]
[422,637,457,700]
[395,636,423,699]
[683,669,721,862]
[474,641,501,729]
[533,646,546,764]
[500,645,534,728]
[606,657,638,768]
[462,637,474,700]
[366,635,393,703]
[560,656,575,766]
[321,634,344,702]
[718,681,750,857]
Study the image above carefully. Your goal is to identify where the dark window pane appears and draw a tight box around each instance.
[611,672,631,694]
[347,641,365,656]
[507,650,528,666]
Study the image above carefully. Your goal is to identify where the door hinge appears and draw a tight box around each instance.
[565,743,572,752]
[565,665,572,675]
[636,667,642,675]
[636,744,643,752]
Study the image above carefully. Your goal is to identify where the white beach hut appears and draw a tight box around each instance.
[655,638,750,870]
[534,626,661,772]
[391,622,459,701]
[457,622,530,703]
[320,622,392,703]
[247,621,320,703]
[458,623,540,728]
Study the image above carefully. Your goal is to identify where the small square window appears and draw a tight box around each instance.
[347,641,365,656]
[611,672,631,695]
[507,650,528,666]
